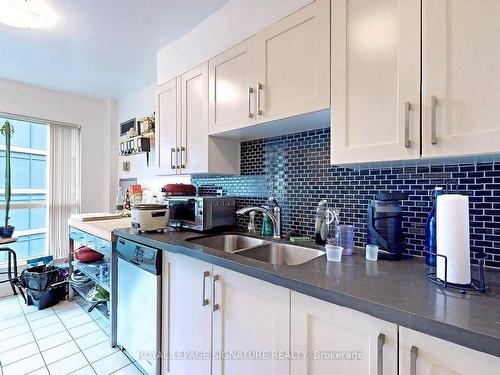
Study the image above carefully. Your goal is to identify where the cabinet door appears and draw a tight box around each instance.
[162,253,213,375]
[156,78,180,173]
[422,0,500,158]
[180,62,209,174]
[208,37,258,134]
[255,0,330,123]
[291,292,397,375]
[331,0,421,164]
[399,327,500,374]
[212,266,290,375]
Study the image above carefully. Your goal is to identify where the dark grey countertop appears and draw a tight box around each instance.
[113,227,500,358]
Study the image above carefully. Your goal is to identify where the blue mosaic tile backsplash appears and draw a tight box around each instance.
[192,128,500,269]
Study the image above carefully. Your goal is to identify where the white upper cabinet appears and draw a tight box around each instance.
[331,0,421,165]
[422,0,500,158]
[156,63,240,175]
[212,266,290,375]
[156,78,179,173]
[179,63,208,174]
[399,327,500,374]
[291,291,398,375]
[255,0,330,123]
[209,0,330,137]
[209,38,259,135]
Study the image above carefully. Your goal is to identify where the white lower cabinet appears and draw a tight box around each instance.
[162,256,499,375]
[162,253,289,375]
[399,327,500,375]
[290,291,398,375]
[211,266,290,375]
[161,253,213,375]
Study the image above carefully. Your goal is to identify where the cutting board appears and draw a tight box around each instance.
[70,213,122,222]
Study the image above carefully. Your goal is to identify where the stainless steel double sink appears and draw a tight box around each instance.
[186,234,325,266]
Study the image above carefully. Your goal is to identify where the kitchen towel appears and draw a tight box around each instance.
[436,194,471,285]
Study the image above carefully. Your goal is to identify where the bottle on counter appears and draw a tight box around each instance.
[315,200,334,245]
[115,187,124,212]
[247,211,257,234]
[261,206,274,237]
[425,186,444,266]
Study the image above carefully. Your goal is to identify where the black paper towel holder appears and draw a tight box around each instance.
[425,250,487,294]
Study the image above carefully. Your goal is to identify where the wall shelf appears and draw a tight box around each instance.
[122,131,154,141]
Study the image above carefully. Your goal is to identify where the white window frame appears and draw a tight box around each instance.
[0,116,50,263]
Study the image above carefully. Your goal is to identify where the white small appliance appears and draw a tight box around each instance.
[131,204,169,232]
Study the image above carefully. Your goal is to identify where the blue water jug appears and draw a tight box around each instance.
[425,187,444,266]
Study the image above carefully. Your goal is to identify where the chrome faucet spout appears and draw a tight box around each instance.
[236,201,282,239]
[236,206,268,216]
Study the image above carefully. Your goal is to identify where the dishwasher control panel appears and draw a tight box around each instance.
[117,237,161,275]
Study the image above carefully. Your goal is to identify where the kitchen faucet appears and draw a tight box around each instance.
[236,197,282,239]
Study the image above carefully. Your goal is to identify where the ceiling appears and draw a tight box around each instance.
[0,0,229,99]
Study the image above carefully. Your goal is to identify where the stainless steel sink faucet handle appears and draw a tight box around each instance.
[268,196,279,207]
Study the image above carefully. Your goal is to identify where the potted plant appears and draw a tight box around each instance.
[0,121,15,238]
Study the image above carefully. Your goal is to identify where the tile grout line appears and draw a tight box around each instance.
[72,299,134,374]
[1,296,127,375]
[0,295,47,375]
[58,298,128,374]
[24,297,50,375]
[49,301,91,375]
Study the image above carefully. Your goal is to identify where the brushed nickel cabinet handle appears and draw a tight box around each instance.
[404,102,411,148]
[431,96,437,145]
[257,82,263,116]
[212,274,219,312]
[202,271,209,306]
[377,333,385,375]
[170,147,176,169]
[247,87,254,118]
[180,146,186,169]
[410,346,418,375]
[176,147,181,169]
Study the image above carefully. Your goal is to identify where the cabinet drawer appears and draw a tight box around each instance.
[69,227,86,244]
[84,233,97,249]
[95,238,112,257]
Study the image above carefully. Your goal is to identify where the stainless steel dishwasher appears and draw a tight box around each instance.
[116,238,161,375]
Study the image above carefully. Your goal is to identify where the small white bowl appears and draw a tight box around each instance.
[326,245,343,262]
[365,244,379,261]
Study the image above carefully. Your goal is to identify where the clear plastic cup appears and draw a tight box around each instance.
[326,245,343,262]
[336,225,354,255]
[365,244,379,261]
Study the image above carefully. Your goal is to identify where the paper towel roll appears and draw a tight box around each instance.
[436,194,471,285]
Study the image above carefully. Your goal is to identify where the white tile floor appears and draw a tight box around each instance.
[0,294,143,375]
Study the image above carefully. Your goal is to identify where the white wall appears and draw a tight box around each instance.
[114,84,189,201]
[0,77,116,213]
[113,0,313,195]
[157,0,312,84]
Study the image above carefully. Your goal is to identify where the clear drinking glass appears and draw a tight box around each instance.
[336,224,354,255]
